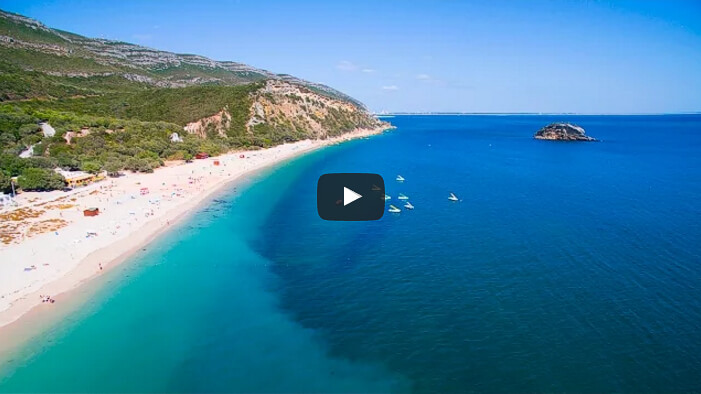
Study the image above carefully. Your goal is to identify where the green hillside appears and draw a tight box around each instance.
[0,9,385,193]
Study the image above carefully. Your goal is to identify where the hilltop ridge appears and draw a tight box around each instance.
[0,9,360,105]
[0,9,388,192]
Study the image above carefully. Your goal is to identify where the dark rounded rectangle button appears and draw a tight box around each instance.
[317,173,385,221]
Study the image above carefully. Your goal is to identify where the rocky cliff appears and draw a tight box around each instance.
[534,123,597,141]
[0,9,361,106]
[181,80,387,144]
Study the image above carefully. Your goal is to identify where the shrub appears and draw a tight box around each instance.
[103,160,123,177]
[25,157,56,169]
[0,172,12,194]
[18,123,40,138]
[167,150,193,161]
[124,157,152,173]
[17,168,65,191]
[0,154,27,176]
[81,161,101,174]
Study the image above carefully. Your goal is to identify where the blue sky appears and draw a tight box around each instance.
[3,0,701,113]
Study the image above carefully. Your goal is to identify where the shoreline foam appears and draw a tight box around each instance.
[0,127,388,331]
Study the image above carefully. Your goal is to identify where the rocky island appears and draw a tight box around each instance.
[534,123,597,141]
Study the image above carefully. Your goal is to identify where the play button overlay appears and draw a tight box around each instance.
[343,187,362,206]
[317,173,385,221]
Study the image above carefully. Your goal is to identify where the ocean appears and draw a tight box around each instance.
[1,115,700,392]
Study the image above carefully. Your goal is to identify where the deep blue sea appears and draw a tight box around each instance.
[1,115,700,392]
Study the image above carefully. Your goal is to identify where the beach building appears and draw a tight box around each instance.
[54,169,105,189]
[170,132,183,143]
[40,122,56,137]
[83,207,99,217]
[19,145,35,158]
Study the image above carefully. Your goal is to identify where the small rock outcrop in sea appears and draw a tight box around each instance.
[534,123,597,141]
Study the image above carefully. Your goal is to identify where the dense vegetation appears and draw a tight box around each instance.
[16,83,261,127]
[0,9,379,193]
[1,97,235,177]
[0,9,357,102]
[0,60,148,101]
[0,82,369,191]
[16,167,65,191]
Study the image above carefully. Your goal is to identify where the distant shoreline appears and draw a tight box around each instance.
[0,126,389,333]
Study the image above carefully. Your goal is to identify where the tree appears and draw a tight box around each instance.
[32,141,49,156]
[197,140,225,156]
[81,161,101,174]
[166,150,188,161]
[18,123,40,139]
[17,168,66,191]
[0,172,12,194]
[55,155,80,170]
[26,157,56,169]
[124,157,152,173]
[104,160,123,177]
[0,154,27,177]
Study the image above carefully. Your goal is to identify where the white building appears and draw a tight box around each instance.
[170,132,183,143]
[19,144,35,158]
[40,122,56,137]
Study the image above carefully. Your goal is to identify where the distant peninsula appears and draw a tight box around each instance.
[534,123,597,141]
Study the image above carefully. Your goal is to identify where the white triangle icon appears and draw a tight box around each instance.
[343,187,362,206]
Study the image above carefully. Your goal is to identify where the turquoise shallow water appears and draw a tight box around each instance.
[1,115,701,392]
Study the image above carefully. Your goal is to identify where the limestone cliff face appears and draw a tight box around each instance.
[534,123,597,141]
[246,80,385,139]
[182,80,388,145]
[183,109,232,138]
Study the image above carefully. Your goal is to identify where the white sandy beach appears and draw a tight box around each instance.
[0,127,386,329]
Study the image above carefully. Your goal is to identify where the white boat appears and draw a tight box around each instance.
[449,192,459,201]
[398,193,409,200]
[388,204,401,213]
[404,202,414,210]
[396,175,405,182]
[384,194,391,200]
